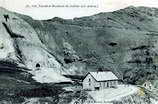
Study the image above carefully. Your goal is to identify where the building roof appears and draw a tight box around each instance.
[89,71,118,82]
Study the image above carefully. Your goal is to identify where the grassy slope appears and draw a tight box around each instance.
[16,6,158,78]
[2,6,158,82]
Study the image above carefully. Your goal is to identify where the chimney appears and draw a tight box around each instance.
[97,67,103,73]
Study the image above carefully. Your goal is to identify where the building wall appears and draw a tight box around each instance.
[99,80,118,89]
[83,74,97,90]
[83,74,119,90]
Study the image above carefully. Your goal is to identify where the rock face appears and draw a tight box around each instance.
[1,6,158,84]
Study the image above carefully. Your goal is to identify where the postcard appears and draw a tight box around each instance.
[0,0,158,104]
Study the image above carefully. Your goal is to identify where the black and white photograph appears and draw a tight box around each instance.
[0,0,158,104]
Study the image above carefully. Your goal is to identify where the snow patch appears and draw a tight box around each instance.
[31,67,71,83]
[0,35,15,59]
[22,98,40,104]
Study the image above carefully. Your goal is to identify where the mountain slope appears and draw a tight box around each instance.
[17,6,158,82]
[0,7,71,83]
[1,6,158,84]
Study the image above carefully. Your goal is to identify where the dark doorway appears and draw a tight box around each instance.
[36,63,40,68]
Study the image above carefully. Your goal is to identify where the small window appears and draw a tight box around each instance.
[89,79,91,86]
[104,82,105,87]
[107,82,109,87]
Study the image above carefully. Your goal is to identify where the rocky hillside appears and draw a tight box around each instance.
[1,6,158,84]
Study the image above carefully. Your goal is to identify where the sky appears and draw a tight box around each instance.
[0,0,158,20]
